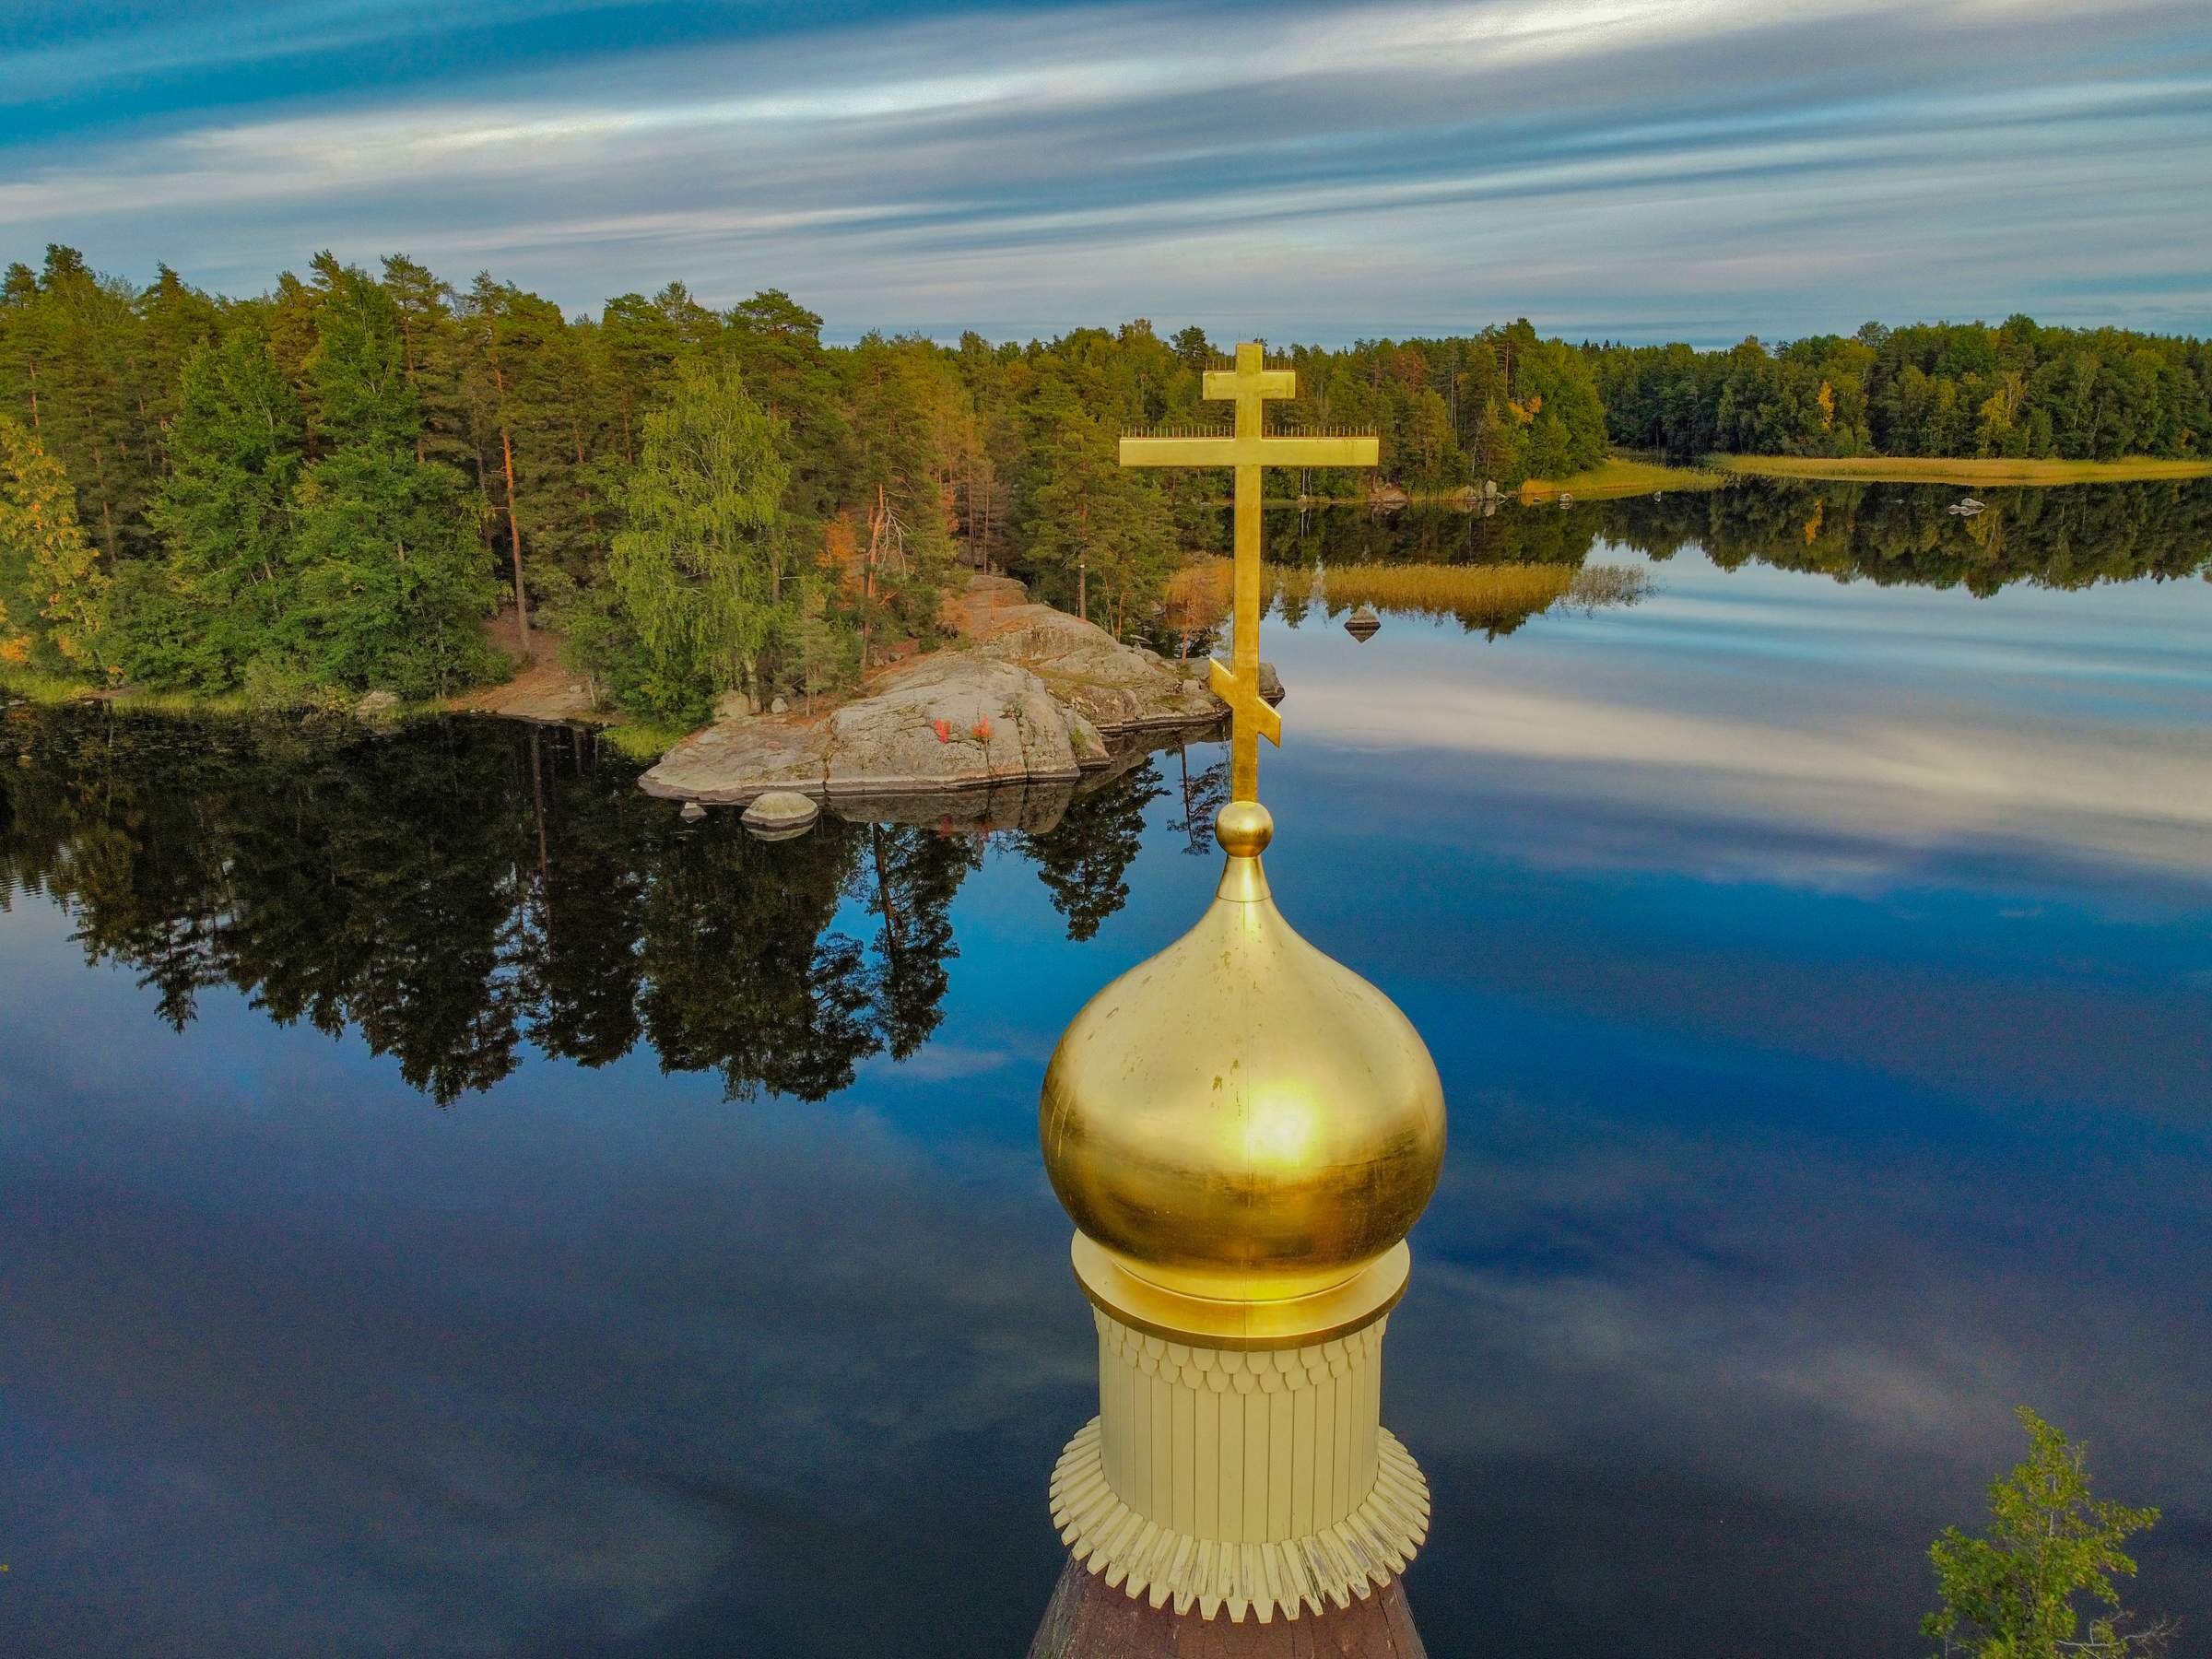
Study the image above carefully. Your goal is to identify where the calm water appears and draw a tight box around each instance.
[5,481,2210,1656]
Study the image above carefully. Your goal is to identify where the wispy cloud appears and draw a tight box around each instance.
[1,0,2206,336]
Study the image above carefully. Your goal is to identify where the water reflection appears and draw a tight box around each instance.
[4,477,2211,1656]
[0,710,1168,1104]
[1216,477,2212,599]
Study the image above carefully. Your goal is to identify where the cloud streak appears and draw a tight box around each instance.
[1,0,2206,337]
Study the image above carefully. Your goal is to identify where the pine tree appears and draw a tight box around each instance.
[1018,372,1174,636]
[593,293,684,465]
[135,329,305,688]
[289,265,498,698]
[380,254,472,473]
[19,246,157,562]
[729,288,854,524]
[136,265,225,459]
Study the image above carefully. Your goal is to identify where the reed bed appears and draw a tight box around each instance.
[1168,558,1653,634]
[1321,561,1576,629]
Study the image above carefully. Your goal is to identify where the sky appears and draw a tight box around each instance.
[2,0,2208,344]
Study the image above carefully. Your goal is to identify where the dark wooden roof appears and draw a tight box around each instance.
[1026,1556,1429,1658]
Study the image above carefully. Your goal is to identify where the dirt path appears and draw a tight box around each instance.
[446,612,605,724]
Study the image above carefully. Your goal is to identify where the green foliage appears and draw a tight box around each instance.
[0,414,112,677]
[1017,371,1175,635]
[1923,1407,2170,1659]
[288,265,500,697]
[590,358,793,723]
[731,288,855,524]
[133,329,303,688]
[18,234,2206,728]
[1595,320,2212,463]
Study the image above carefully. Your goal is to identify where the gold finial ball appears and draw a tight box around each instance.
[1215,799,1274,858]
[1039,856,1446,1305]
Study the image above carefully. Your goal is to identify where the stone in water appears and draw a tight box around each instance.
[742,790,819,840]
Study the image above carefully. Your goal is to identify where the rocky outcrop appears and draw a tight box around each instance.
[641,576,1222,811]
[640,652,1109,806]
[951,577,1220,733]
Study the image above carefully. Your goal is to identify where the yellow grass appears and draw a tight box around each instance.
[1712,454,2212,485]
[1322,561,1577,626]
[1517,454,1725,500]
[0,666,100,706]
[601,719,690,762]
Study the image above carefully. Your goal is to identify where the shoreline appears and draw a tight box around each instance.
[1712,453,2212,485]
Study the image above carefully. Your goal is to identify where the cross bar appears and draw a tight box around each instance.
[1202,366,1295,400]
[1115,338,1378,806]
[1118,434,1381,469]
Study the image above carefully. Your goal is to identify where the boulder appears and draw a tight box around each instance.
[638,653,1098,806]
[1257,662,1284,706]
[742,790,820,838]
[819,654,1088,795]
[713,689,759,721]
[678,800,707,823]
[952,577,1219,733]
[770,696,789,715]
[353,689,402,722]
[638,714,824,805]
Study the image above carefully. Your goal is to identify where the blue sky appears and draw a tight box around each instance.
[3,0,2207,343]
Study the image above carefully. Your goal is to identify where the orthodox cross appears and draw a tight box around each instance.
[1119,342,1378,802]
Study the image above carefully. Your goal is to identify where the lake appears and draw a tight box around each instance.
[4,479,2209,1655]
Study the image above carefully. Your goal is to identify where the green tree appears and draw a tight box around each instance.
[1018,373,1174,637]
[289,265,498,697]
[0,414,112,676]
[6,246,158,562]
[1923,1407,2171,1659]
[380,254,471,472]
[729,288,854,524]
[133,329,304,688]
[590,358,792,721]
[845,331,967,609]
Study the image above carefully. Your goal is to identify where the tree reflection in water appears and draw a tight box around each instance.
[0,707,1170,1104]
[12,480,2206,1101]
[1233,477,2212,605]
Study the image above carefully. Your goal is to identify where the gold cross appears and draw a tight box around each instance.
[1120,342,1378,802]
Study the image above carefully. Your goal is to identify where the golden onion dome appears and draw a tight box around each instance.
[1039,802,1446,1308]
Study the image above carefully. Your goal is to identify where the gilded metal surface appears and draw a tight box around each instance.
[1039,842,1447,1306]
[1213,798,1275,860]
[1119,342,1378,803]
[1069,1234,1409,1350]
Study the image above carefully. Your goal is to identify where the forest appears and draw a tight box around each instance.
[0,244,1602,722]
[4,243,2207,724]
[1591,320,2212,463]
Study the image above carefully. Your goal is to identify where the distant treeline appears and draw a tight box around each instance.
[1590,320,2212,462]
[1227,480,2212,599]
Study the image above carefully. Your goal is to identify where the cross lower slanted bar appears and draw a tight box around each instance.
[1119,341,1378,803]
